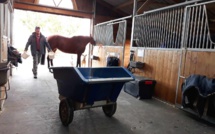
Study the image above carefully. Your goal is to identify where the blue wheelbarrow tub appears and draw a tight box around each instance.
[50,67,134,105]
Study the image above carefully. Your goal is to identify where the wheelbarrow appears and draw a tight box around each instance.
[50,66,134,126]
[0,62,10,100]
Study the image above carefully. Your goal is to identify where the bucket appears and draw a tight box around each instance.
[21,51,30,59]
[48,51,55,59]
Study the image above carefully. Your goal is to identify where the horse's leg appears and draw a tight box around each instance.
[47,56,50,68]
[51,59,53,66]
[50,49,57,67]
[47,56,52,73]
[77,53,81,67]
[48,49,56,72]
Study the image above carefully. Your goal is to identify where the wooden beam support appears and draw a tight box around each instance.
[71,0,77,10]
[33,0,39,4]
[14,1,93,18]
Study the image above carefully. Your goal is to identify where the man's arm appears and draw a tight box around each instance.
[45,37,52,52]
[24,35,32,51]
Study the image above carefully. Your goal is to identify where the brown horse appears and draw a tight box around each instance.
[47,35,96,70]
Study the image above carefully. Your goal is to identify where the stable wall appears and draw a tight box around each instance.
[131,48,181,104]
[129,48,215,105]
[123,40,131,67]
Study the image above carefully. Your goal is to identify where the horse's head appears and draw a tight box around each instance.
[89,37,96,46]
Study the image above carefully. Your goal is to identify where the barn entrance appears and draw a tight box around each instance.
[13,9,91,67]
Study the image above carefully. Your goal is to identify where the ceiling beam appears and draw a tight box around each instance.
[71,0,78,10]
[14,1,93,18]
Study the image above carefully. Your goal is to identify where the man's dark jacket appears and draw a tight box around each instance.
[24,32,51,56]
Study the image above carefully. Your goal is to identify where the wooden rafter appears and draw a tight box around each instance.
[72,0,78,10]
[14,1,93,18]
[32,0,39,4]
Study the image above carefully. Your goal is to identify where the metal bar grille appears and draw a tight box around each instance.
[185,4,215,50]
[133,7,184,48]
[115,21,126,46]
[94,21,127,46]
[133,1,215,50]
[93,24,113,45]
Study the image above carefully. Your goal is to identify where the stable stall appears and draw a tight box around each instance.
[130,0,215,124]
[93,17,130,67]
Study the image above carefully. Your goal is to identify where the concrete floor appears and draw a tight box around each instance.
[0,58,215,134]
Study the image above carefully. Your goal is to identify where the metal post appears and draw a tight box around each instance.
[0,4,4,61]
[175,6,188,105]
[130,0,137,48]
[90,0,96,67]
[122,21,127,67]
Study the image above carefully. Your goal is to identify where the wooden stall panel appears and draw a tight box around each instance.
[123,40,130,67]
[92,46,123,67]
[168,51,181,103]
[131,49,181,104]
[182,51,215,78]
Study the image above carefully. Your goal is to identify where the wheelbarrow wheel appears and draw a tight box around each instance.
[102,103,117,117]
[59,99,74,126]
